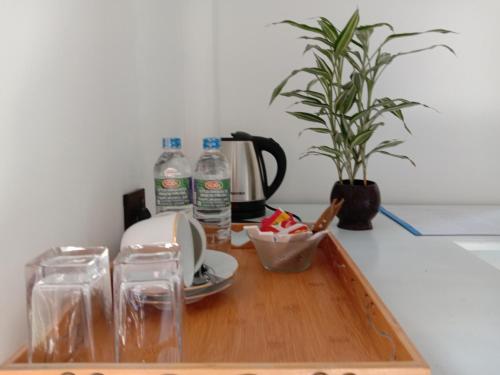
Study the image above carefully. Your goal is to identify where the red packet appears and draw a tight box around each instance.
[260,209,291,232]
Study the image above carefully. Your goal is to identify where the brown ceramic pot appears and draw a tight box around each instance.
[330,179,381,230]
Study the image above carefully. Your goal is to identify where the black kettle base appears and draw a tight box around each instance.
[231,200,266,221]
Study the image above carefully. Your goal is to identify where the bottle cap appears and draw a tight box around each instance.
[163,137,182,149]
[203,137,221,150]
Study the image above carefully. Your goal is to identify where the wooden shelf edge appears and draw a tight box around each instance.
[2,361,430,375]
[325,232,429,370]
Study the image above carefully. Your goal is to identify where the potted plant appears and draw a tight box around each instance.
[270,10,454,230]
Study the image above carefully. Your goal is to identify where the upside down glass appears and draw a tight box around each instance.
[25,246,113,362]
[113,243,183,363]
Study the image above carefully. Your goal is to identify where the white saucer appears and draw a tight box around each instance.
[185,249,238,304]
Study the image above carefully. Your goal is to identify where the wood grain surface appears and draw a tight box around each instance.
[3,230,429,374]
[185,245,388,362]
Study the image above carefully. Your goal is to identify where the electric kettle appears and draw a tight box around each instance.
[221,132,287,220]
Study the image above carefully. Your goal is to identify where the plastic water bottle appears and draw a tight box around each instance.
[193,137,231,250]
[154,137,192,214]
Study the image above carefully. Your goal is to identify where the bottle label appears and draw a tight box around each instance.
[194,178,231,209]
[155,177,192,207]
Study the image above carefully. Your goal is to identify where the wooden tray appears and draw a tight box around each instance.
[1,225,429,374]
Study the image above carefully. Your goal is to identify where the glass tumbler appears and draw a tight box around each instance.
[25,246,113,363]
[113,243,183,363]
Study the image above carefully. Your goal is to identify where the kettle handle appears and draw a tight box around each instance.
[252,136,287,199]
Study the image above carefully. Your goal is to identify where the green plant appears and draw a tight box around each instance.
[270,10,455,185]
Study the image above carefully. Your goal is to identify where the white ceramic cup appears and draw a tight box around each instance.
[120,212,206,286]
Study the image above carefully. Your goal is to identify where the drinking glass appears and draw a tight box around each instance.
[25,246,113,362]
[113,243,183,363]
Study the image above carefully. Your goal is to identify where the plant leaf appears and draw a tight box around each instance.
[334,133,343,145]
[270,67,329,104]
[269,69,301,104]
[357,22,394,32]
[394,44,456,58]
[302,67,330,78]
[281,90,323,104]
[350,107,373,124]
[372,100,423,120]
[308,145,343,158]
[376,150,416,166]
[376,52,393,66]
[306,78,319,90]
[303,90,326,101]
[355,98,437,133]
[303,44,332,60]
[350,49,365,64]
[301,100,329,109]
[273,20,323,34]
[300,150,342,162]
[314,54,333,78]
[374,97,411,133]
[299,36,335,48]
[381,29,456,47]
[299,127,331,136]
[334,9,360,56]
[318,17,339,43]
[319,146,341,157]
[352,72,363,94]
[366,139,405,157]
[372,121,385,129]
[286,111,326,125]
[350,129,374,147]
[355,28,373,46]
[335,83,357,114]
[391,98,436,111]
[344,51,363,71]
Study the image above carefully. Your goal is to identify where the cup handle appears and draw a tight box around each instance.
[188,217,206,272]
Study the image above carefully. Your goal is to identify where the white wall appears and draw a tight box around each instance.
[132,0,219,211]
[214,0,500,204]
[0,0,197,361]
[1,0,500,363]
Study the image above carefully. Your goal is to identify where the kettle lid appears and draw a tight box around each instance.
[221,131,253,142]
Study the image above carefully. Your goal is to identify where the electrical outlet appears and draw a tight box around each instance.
[123,189,151,230]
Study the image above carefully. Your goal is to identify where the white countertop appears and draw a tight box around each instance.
[279,204,500,375]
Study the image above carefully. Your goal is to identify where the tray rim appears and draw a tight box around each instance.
[2,361,429,374]
[325,232,427,364]
[1,226,430,375]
